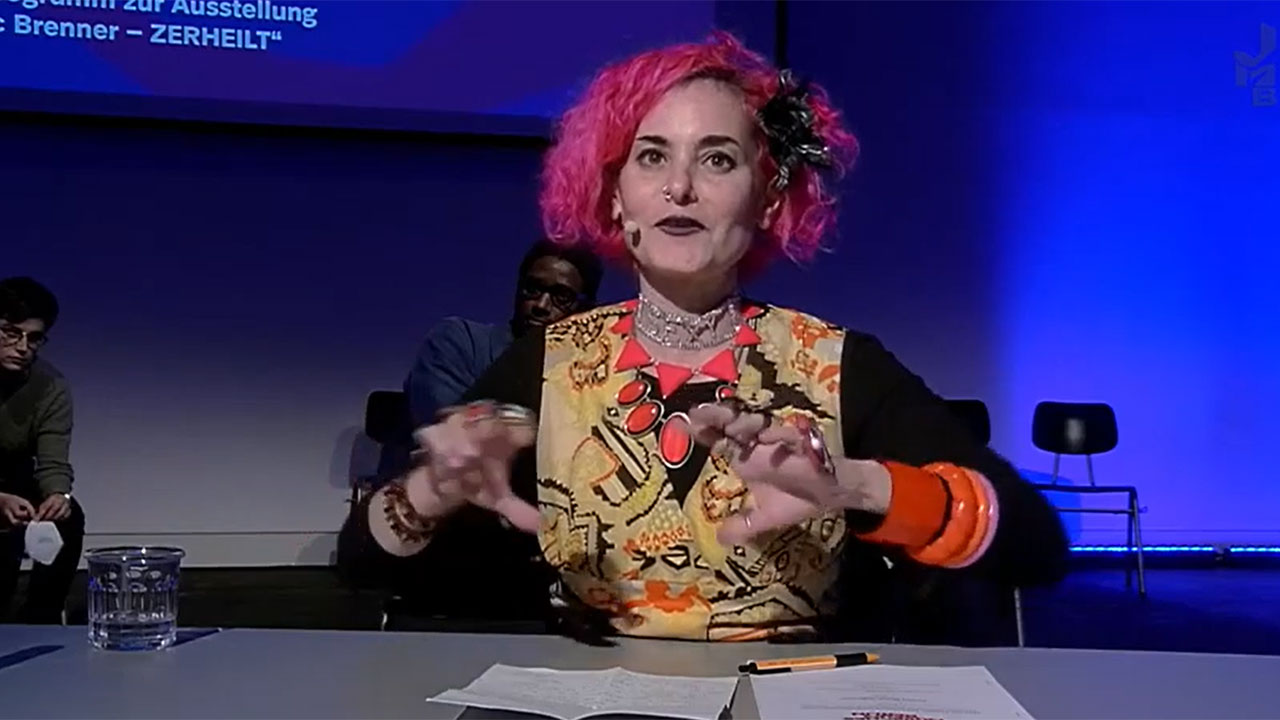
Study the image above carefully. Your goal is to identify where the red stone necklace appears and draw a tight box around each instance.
[609,299,764,468]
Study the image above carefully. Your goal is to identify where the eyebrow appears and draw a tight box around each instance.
[635,134,742,150]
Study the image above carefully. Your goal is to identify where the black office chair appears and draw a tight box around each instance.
[366,390,410,445]
[942,398,1025,647]
[352,390,411,508]
[1029,401,1145,596]
[944,399,991,445]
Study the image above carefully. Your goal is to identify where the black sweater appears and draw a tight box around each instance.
[339,326,1067,645]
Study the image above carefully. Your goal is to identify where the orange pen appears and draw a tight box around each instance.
[738,652,880,675]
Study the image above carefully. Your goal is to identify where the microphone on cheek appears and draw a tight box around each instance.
[623,220,641,248]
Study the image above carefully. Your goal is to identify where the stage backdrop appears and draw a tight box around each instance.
[3,1,1278,565]
[786,0,1280,548]
[0,0,717,133]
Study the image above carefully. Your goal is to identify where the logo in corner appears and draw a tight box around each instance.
[1235,23,1276,107]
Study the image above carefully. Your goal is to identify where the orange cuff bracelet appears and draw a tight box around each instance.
[945,469,999,568]
[906,463,998,568]
[855,461,949,548]
[856,461,999,569]
[908,464,981,566]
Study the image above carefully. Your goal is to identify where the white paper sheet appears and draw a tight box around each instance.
[751,665,1035,720]
[428,663,738,720]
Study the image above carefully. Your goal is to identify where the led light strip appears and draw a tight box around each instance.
[1070,545,1280,554]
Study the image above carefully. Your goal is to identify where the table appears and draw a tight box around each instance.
[2,625,1278,718]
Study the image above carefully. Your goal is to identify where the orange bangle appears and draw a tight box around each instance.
[944,469,999,568]
[909,464,980,566]
[856,461,948,548]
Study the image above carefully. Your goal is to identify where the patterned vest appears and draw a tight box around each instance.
[536,300,848,640]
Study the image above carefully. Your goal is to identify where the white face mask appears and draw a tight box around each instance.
[25,521,64,565]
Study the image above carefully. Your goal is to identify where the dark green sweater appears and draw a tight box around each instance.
[0,358,74,497]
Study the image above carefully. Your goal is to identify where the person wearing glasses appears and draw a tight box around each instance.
[0,276,84,623]
[402,240,604,430]
[347,243,602,619]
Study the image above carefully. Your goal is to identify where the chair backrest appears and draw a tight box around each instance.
[1032,401,1117,455]
[944,399,991,446]
[365,391,410,445]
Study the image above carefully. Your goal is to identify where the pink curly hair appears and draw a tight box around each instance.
[540,32,858,273]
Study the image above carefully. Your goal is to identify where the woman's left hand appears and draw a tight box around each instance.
[689,401,890,545]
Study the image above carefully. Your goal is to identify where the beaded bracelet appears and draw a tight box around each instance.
[382,482,436,545]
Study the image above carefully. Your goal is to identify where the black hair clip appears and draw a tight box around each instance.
[757,70,833,191]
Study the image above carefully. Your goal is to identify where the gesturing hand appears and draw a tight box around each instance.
[0,492,35,527]
[689,401,889,545]
[406,401,541,533]
[36,493,71,522]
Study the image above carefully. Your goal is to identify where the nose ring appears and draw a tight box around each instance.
[662,186,674,203]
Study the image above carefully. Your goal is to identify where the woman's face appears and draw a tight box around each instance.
[614,79,765,284]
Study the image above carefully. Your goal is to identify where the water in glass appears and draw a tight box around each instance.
[85,546,185,651]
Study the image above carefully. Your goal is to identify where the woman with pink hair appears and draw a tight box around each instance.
[343,33,1067,643]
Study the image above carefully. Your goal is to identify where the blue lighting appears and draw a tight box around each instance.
[1070,545,1280,554]
[1072,545,1215,553]
[993,4,1280,548]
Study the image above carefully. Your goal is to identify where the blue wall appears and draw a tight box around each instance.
[788,1,1280,545]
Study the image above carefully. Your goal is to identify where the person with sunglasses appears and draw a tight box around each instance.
[0,276,84,624]
[401,240,603,432]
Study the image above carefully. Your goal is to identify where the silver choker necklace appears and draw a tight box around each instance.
[633,293,742,351]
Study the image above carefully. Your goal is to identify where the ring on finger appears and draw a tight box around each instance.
[494,403,537,429]
[804,424,837,476]
[460,400,496,426]
[718,396,747,415]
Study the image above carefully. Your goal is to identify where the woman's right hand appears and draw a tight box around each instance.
[403,401,540,533]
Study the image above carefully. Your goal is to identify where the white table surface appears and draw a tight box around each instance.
[2,625,1278,718]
